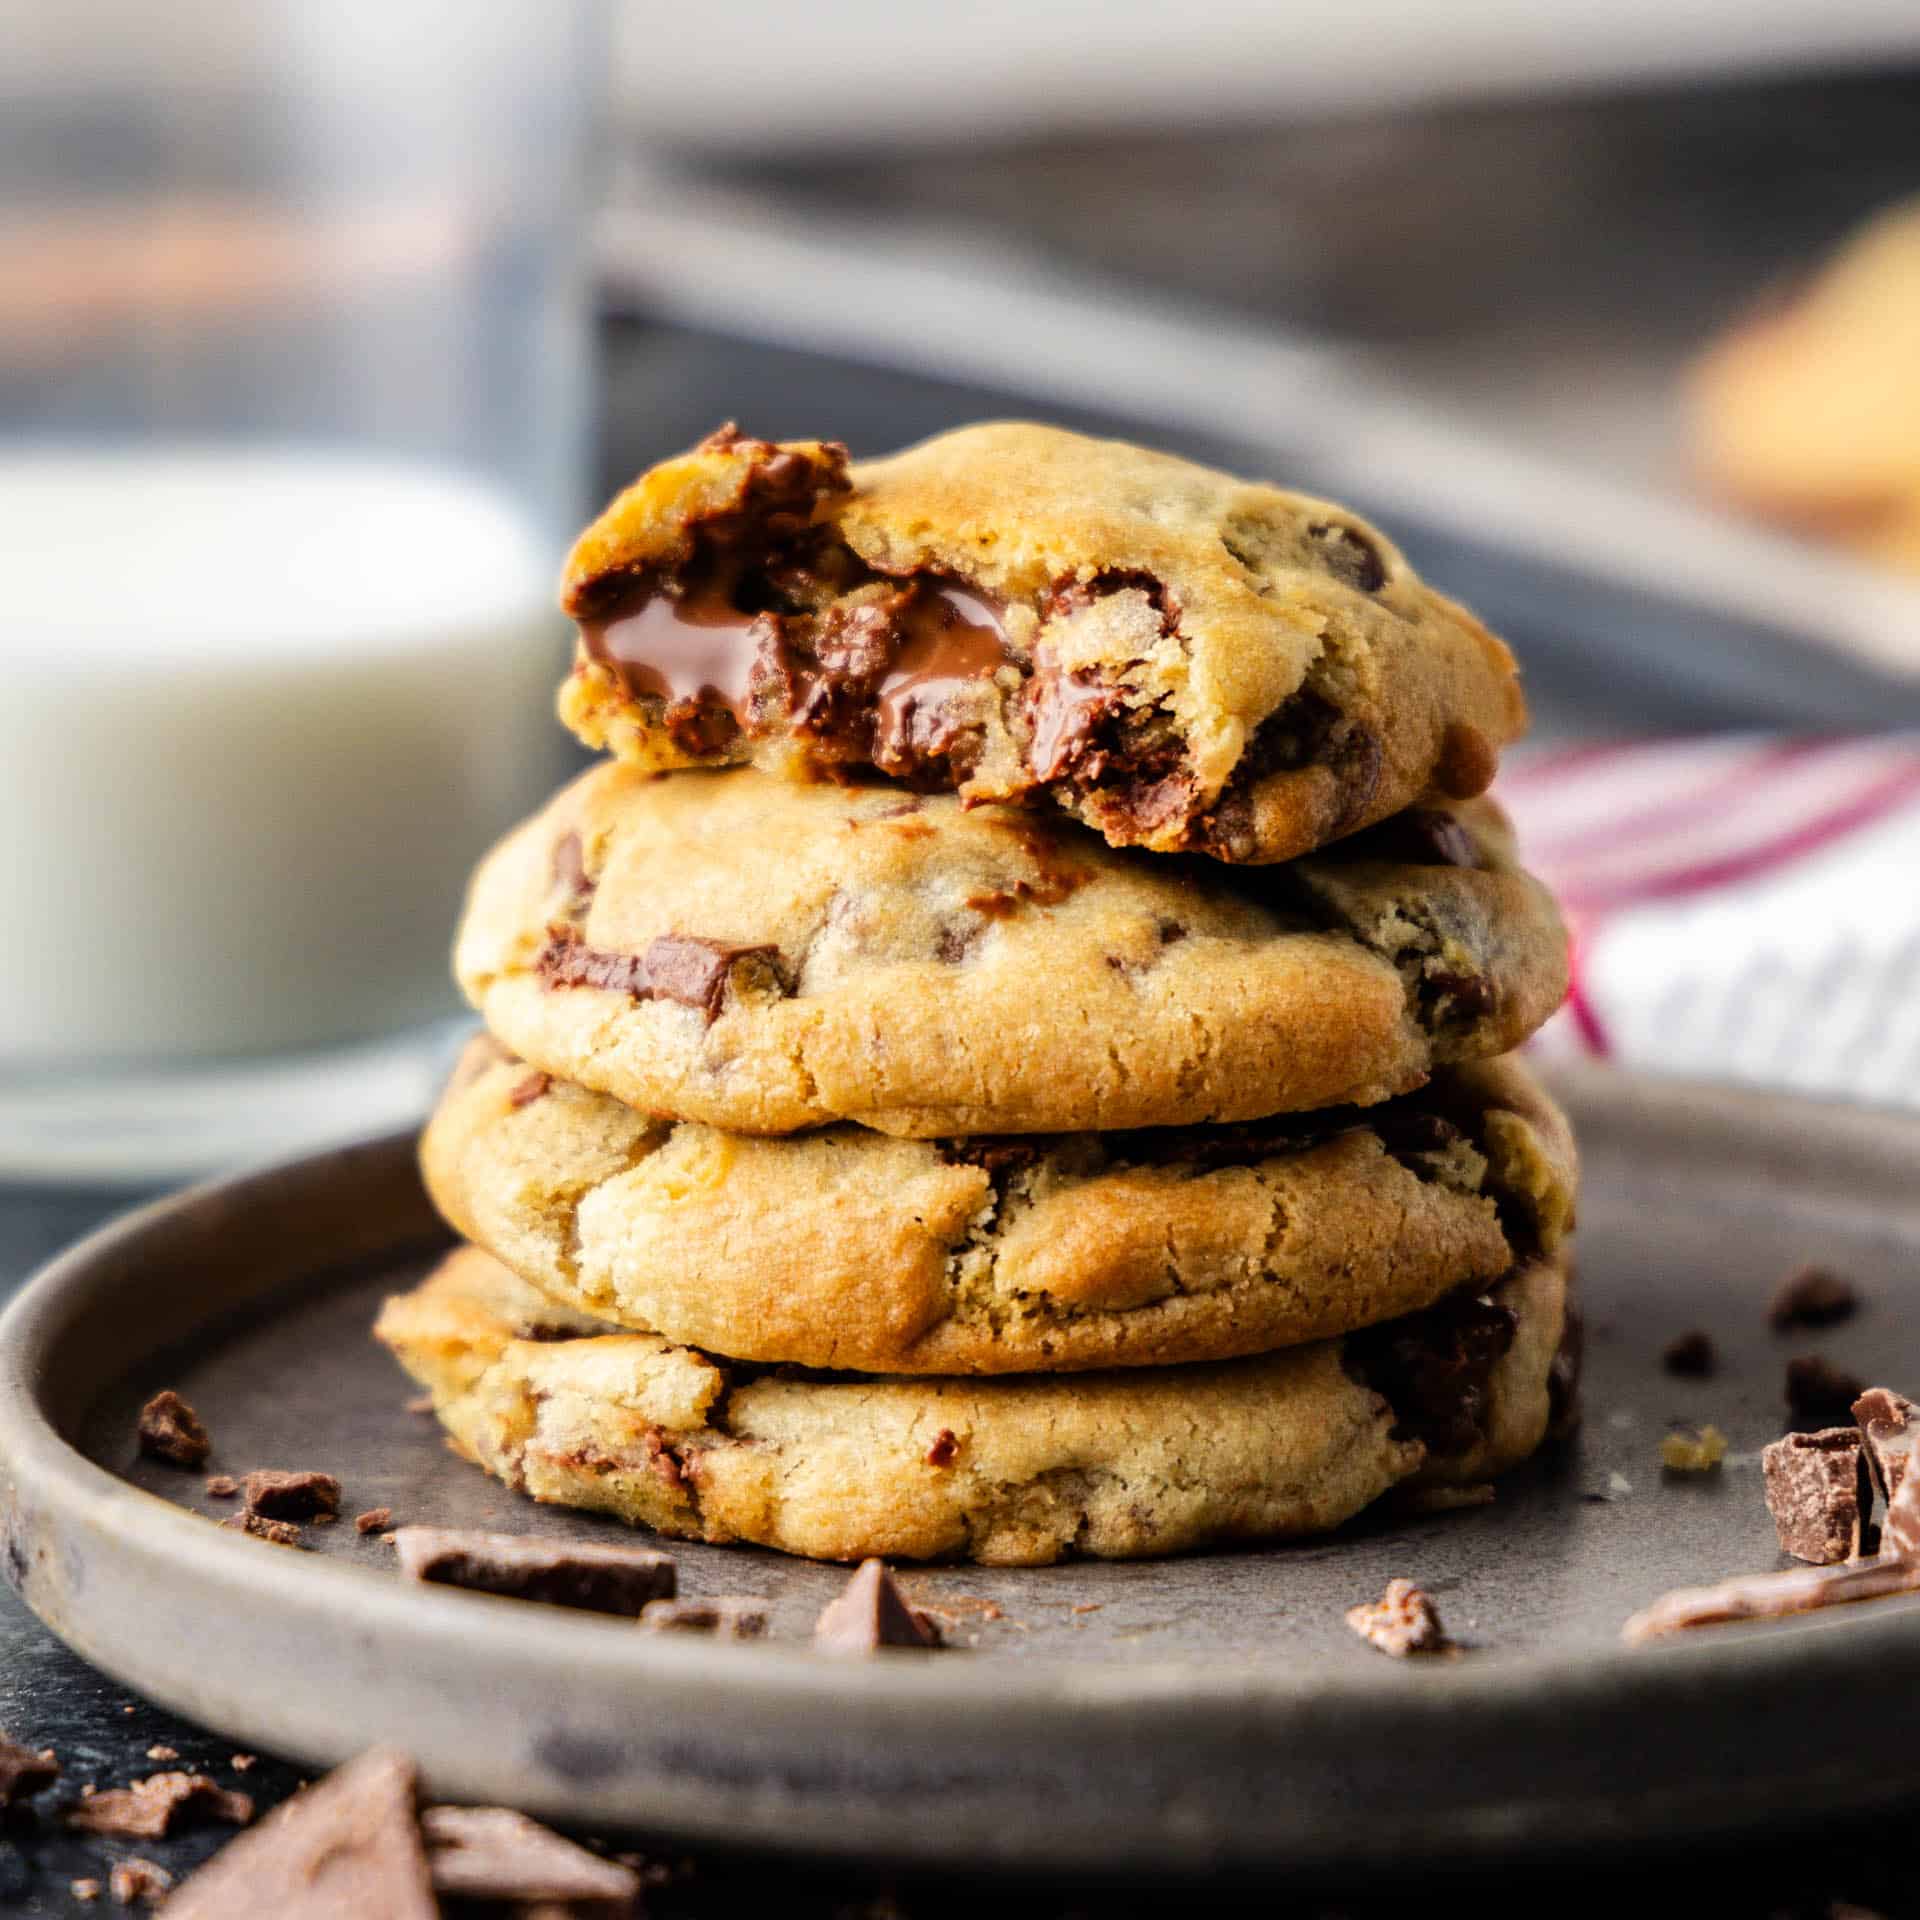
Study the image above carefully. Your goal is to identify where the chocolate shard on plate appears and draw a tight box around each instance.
[163,1748,434,1920]
[638,1597,770,1640]
[241,1469,341,1522]
[0,1733,58,1807]
[1785,1354,1867,1423]
[1661,1329,1717,1378]
[421,1805,641,1904]
[136,1389,210,1469]
[67,1770,253,1839]
[1852,1387,1918,1505]
[391,1526,676,1617]
[1345,1577,1451,1656]
[1762,1429,1871,1564]
[1768,1264,1860,1330]
[1622,1553,1920,1643]
[812,1560,941,1652]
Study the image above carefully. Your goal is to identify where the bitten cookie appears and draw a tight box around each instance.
[557,423,1526,862]
[455,765,1568,1138]
[424,1037,1575,1375]
[375,1248,1572,1566]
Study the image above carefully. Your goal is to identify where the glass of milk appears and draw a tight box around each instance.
[1,0,603,1180]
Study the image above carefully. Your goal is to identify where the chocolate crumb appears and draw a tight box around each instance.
[68,1770,253,1839]
[204,1475,239,1498]
[638,1597,769,1640]
[1345,1577,1450,1656]
[354,1508,394,1536]
[1787,1355,1867,1423]
[144,1745,178,1764]
[507,1070,553,1109]
[421,1804,641,1905]
[0,1734,59,1807]
[220,1512,305,1548]
[1769,1265,1860,1330]
[136,1390,210,1469]
[813,1560,941,1652]
[1764,1429,1871,1564]
[108,1859,172,1908]
[157,1746,432,1917]
[391,1526,676,1617]
[1662,1329,1717,1378]
[70,1879,100,1903]
[926,1428,959,1468]
[1661,1423,1728,1473]
[241,1470,340,1523]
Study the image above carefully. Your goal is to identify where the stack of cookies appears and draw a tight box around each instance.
[378,423,1578,1567]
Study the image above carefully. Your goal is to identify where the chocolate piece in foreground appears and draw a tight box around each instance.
[421,1805,641,1904]
[1763,1429,1871,1564]
[162,1748,433,1920]
[1661,1329,1717,1378]
[639,1597,770,1640]
[355,1507,394,1535]
[1622,1553,1920,1643]
[136,1389,210,1468]
[391,1526,676,1617]
[0,1733,58,1808]
[1852,1387,1918,1505]
[1786,1354,1867,1424]
[1881,1440,1920,1560]
[813,1560,941,1652]
[241,1469,340,1522]
[1345,1578,1450,1656]
[1769,1264,1860,1331]
[67,1771,253,1839]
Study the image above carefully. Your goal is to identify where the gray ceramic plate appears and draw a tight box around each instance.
[2,1065,1918,1874]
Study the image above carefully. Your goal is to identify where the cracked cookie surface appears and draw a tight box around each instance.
[424,1038,1575,1375]
[374,1247,1570,1566]
[455,765,1567,1137]
[557,423,1526,863]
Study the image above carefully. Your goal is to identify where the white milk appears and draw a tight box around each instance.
[0,448,569,1064]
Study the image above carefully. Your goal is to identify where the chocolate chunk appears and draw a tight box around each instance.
[638,1596,770,1640]
[355,1508,394,1536]
[813,1560,941,1652]
[220,1512,305,1548]
[0,1734,58,1807]
[926,1428,960,1468]
[1356,807,1482,870]
[161,1748,433,1920]
[508,1070,553,1109]
[1307,520,1387,593]
[1423,968,1497,1022]
[1764,1429,1871,1564]
[242,1470,340,1523]
[391,1527,676,1617]
[1787,1355,1867,1423]
[68,1771,253,1839]
[1852,1387,1918,1507]
[136,1390,210,1469]
[1344,1290,1518,1458]
[204,1475,239,1498]
[550,830,595,905]
[108,1859,173,1908]
[1770,1264,1860,1330]
[421,1805,641,1904]
[1622,1554,1920,1642]
[539,925,783,1023]
[937,1138,1040,1177]
[1345,1578,1449,1656]
[1662,1329,1717,1378]
[1433,721,1498,801]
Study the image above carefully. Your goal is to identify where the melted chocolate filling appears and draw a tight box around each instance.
[1343,1289,1518,1457]
[537,926,785,1023]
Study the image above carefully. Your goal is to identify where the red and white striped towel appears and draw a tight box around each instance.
[1498,737,1920,1108]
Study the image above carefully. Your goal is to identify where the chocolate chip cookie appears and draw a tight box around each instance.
[424,1036,1575,1375]
[375,1247,1572,1566]
[557,424,1526,862]
[455,765,1567,1138]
